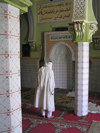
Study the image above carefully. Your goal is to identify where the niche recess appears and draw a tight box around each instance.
[44,31,75,89]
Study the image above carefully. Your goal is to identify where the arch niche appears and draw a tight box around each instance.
[49,42,74,89]
[44,31,75,90]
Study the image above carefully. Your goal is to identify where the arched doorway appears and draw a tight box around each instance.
[49,42,73,90]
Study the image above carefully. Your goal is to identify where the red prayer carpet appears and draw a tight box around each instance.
[61,127,83,133]
[87,113,100,123]
[22,88,100,133]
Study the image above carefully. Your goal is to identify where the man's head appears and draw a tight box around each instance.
[45,61,52,69]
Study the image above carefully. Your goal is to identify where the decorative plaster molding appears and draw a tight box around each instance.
[49,41,75,61]
[68,24,74,35]
[68,0,97,43]
[27,7,35,50]
[44,31,75,62]
[89,23,98,41]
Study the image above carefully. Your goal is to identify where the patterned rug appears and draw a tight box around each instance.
[22,114,90,133]
[21,88,100,133]
[87,121,100,133]
[21,88,74,110]
[21,88,100,111]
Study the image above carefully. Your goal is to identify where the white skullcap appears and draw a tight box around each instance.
[45,62,52,69]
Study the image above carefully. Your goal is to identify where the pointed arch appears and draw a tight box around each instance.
[49,41,75,61]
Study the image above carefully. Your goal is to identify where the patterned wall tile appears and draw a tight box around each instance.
[83,57,89,62]
[0,113,11,132]
[83,63,89,69]
[83,69,88,74]
[0,3,8,14]
[52,60,73,89]
[0,35,9,54]
[0,14,8,34]
[0,3,21,132]
[21,61,38,88]
[9,35,19,54]
[83,79,88,85]
[77,89,88,96]
[0,55,9,74]
[0,94,10,113]
[12,125,22,133]
[83,73,88,79]
[75,42,89,116]
[89,61,100,92]
[9,15,19,36]
[83,85,88,90]
[0,75,9,94]
[9,74,20,93]
[21,59,73,90]
[11,108,22,129]
[77,79,82,85]
[9,55,20,74]
[10,91,21,111]
[8,4,19,17]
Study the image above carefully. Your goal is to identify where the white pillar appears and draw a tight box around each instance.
[0,3,22,132]
[75,42,89,116]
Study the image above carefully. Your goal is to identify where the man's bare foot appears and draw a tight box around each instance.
[47,115,54,119]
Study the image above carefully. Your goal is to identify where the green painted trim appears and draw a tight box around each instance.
[68,0,97,43]
[71,21,97,43]
[4,0,27,12]
[19,0,32,6]
[3,0,32,14]
[86,0,97,22]
[20,8,27,14]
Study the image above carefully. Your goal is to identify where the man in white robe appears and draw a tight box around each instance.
[34,62,55,118]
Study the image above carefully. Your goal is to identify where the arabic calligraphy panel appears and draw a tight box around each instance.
[37,0,71,24]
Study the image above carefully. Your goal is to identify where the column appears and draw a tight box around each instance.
[68,0,97,116]
[75,42,89,116]
[0,3,22,132]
